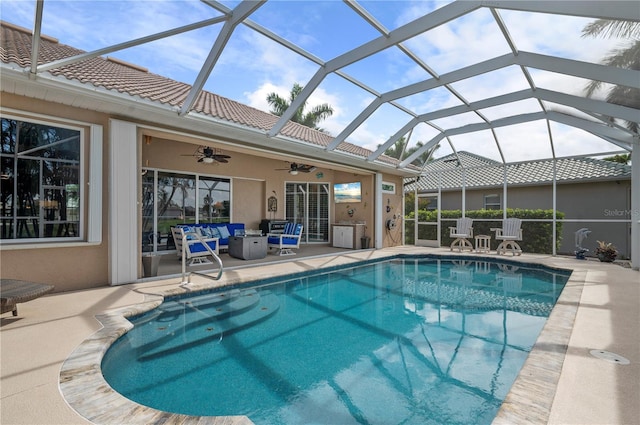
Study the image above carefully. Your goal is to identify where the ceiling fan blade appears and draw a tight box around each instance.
[216,158,229,163]
[213,154,231,160]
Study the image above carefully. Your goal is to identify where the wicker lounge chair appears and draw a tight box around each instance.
[1,279,55,316]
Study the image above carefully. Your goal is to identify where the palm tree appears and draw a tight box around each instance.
[267,83,334,131]
[380,137,407,160]
[582,20,640,132]
[602,153,631,165]
[381,137,438,166]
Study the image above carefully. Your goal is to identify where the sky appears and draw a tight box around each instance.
[0,0,628,164]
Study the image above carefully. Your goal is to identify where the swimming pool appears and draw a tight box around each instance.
[102,256,570,424]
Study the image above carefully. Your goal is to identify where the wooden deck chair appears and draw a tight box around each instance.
[492,218,523,256]
[449,217,474,252]
[268,222,303,256]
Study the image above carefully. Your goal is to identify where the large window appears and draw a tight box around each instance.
[1,117,82,241]
[142,170,230,252]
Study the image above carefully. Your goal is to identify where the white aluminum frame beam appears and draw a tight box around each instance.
[180,0,265,115]
[400,111,636,167]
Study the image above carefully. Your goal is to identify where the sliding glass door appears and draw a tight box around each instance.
[141,169,229,253]
[285,182,329,243]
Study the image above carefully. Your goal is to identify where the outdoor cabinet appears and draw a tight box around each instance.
[332,224,365,249]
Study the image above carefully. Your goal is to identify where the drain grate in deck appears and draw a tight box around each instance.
[589,349,630,365]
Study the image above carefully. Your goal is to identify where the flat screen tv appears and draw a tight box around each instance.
[334,182,361,203]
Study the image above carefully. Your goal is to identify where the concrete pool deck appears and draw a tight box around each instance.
[1,246,638,424]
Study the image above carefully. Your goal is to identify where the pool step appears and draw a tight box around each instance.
[134,290,280,361]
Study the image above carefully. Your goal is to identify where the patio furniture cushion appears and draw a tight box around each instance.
[267,223,303,255]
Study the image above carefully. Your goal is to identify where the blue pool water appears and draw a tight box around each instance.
[102,256,570,424]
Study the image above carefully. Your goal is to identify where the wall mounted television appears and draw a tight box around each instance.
[333,182,362,203]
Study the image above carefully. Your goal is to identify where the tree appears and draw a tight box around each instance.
[267,83,334,131]
[582,20,640,132]
[602,153,631,165]
[380,137,439,166]
[380,137,407,160]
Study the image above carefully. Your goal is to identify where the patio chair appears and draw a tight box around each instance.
[1,279,55,316]
[171,226,219,265]
[268,222,303,256]
[449,217,474,252]
[492,218,523,256]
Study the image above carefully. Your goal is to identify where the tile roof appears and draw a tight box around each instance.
[0,21,404,168]
[407,151,631,191]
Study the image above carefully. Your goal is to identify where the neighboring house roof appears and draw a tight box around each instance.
[406,151,631,191]
[0,21,405,169]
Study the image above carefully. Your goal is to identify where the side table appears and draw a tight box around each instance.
[229,236,267,260]
[475,235,491,254]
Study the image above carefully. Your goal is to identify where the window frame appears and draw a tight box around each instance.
[484,193,501,210]
[0,109,102,247]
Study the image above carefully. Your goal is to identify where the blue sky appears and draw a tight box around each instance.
[1,0,624,162]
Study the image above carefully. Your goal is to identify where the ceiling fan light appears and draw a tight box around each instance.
[289,170,298,175]
[202,157,214,164]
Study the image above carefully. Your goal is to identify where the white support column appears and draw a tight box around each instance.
[461,168,466,217]
[375,172,383,249]
[502,165,508,219]
[552,158,557,256]
[631,145,639,270]
[109,119,139,285]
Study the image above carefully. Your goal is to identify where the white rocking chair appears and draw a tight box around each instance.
[492,218,523,256]
[449,217,474,252]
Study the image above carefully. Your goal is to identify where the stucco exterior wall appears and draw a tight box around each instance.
[2,95,407,292]
[1,93,110,292]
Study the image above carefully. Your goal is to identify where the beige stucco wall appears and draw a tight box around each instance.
[1,93,110,292]
[1,95,407,292]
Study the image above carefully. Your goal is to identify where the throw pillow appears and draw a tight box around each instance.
[218,225,231,239]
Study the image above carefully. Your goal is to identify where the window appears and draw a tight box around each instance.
[198,176,230,223]
[141,169,230,252]
[484,194,501,210]
[1,117,82,241]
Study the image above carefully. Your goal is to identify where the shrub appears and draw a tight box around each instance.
[405,208,564,254]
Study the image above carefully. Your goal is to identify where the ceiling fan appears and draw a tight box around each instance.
[276,162,316,175]
[182,146,231,164]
